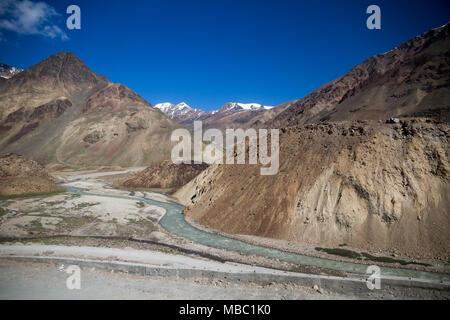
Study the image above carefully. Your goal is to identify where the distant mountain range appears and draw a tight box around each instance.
[155,101,274,130]
[154,102,206,123]
[0,63,23,79]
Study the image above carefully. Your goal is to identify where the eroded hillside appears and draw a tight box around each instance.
[0,153,59,196]
[123,161,209,190]
[176,120,449,259]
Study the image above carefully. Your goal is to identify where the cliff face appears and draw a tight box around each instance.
[0,52,181,167]
[176,119,449,260]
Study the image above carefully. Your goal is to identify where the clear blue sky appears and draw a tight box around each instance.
[0,0,449,110]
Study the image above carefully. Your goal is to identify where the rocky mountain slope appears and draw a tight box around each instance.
[0,153,59,196]
[175,24,450,260]
[263,23,450,128]
[0,52,181,167]
[123,161,208,190]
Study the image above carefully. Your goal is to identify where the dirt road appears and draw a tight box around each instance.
[0,259,346,300]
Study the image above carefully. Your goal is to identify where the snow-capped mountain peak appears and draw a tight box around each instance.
[219,102,273,112]
[154,102,173,112]
[155,102,206,123]
[155,101,274,124]
[155,102,196,113]
[0,63,23,79]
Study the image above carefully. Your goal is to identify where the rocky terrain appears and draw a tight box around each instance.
[173,24,450,261]
[123,161,209,190]
[0,52,181,168]
[176,119,450,260]
[0,153,59,196]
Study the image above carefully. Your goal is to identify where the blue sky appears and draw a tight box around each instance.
[0,0,449,111]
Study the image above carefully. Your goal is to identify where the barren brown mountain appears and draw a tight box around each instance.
[0,52,180,168]
[0,153,59,196]
[243,23,450,129]
[175,24,450,260]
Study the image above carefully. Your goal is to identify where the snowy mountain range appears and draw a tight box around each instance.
[219,102,273,112]
[0,63,23,79]
[155,101,273,124]
[154,102,206,123]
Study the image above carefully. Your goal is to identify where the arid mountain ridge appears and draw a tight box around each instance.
[263,23,450,128]
[0,52,180,168]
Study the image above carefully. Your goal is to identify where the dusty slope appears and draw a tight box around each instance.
[0,52,180,167]
[123,161,209,189]
[0,153,59,196]
[176,120,450,260]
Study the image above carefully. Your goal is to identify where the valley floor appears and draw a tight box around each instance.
[0,168,448,299]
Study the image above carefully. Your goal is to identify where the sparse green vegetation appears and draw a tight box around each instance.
[66,193,81,199]
[0,207,7,217]
[126,217,156,232]
[72,202,100,210]
[28,212,56,218]
[315,247,431,267]
[360,252,431,267]
[15,219,47,234]
[0,188,66,200]
[57,215,98,229]
[44,199,66,206]
[136,201,145,208]
[316,247,362,259]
